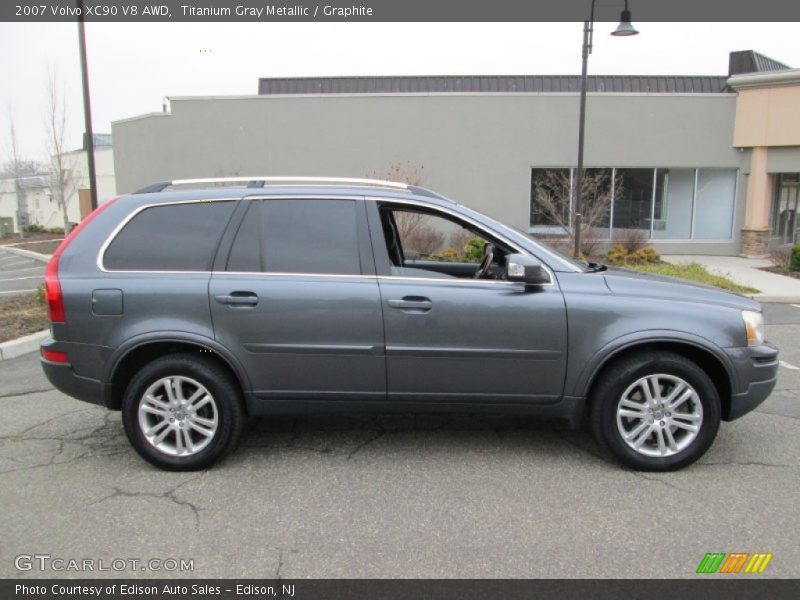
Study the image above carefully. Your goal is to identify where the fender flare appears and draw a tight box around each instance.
[105,331,252,394]
[573,330,736,399]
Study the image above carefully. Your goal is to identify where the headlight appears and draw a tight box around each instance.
[742,310,765,347]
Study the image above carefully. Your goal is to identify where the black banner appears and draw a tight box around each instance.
[3,0,800,22]
[3,579,800,600]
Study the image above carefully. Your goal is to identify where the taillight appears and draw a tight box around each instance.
[41,348,68,363]
[44,255,65,322]
[44,196,119,323]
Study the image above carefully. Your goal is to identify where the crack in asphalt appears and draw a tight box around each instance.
[0,388,55,400]
[274,549,284,581]
[90,475,206,526]
[0,411,130,475]
[697,460,795,468]
[627,471,690,492]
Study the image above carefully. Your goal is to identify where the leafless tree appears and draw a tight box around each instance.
[369,161,426,186]
[532,169,621,256]
[44,66,75,233]
[3,106,37,238]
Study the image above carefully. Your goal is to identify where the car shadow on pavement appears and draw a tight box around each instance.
[235,413,610,466]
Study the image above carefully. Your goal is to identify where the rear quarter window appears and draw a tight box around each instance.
[103,201,235,271]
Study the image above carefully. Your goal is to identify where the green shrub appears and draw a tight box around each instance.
[791,244,800,272]
[462,237,486,263]
[606,244,661,266]
[22,224,45,233]
[45,227,65,234]
[632,246,661,264]
[606,244,629,266]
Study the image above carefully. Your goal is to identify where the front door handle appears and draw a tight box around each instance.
[387,296,432,313]
[215,292,259,306]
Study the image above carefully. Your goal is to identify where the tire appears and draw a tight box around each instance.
[122,353,245,471]
[590,351,721,471]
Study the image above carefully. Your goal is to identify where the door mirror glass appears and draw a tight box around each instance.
[505,254,551,285]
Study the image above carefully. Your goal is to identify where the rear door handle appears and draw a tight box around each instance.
[215,292,259,306]
[387,296,432,313]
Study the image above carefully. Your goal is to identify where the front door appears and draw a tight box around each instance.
[367,200,568,404]
[210,197,385,402]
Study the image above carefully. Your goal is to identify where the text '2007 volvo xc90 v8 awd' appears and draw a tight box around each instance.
[40,177,779,471]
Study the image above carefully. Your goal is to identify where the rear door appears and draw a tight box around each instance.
[210,197,386,402]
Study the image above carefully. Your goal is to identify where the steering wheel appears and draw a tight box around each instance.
[474,243,495,279]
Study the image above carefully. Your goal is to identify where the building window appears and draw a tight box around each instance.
[653,169,694,239]
[530,167,738,241]
[612,168,655,235]
[772,173,800,244]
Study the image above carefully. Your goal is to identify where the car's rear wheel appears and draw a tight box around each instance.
[122,353,244,470]
[590,351,721,471]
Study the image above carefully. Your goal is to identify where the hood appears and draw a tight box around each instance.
[602,267,761,312]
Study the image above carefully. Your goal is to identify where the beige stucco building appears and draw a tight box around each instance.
[730,69,800,255]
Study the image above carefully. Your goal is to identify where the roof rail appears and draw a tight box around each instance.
[132,176,409,194]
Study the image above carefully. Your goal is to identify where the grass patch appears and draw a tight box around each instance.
[623,262,760,295]
[761,266,800,281]
[0,292,49,343]
[10,240,61,255]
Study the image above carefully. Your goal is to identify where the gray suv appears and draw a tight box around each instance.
[40,177,778,471]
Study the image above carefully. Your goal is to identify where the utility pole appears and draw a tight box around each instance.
[77,0,98,210]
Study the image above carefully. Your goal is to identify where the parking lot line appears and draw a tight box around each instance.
[0,275,44,282]
[0,260,31,268]
[0,267,45,275]
[0,288,37,295]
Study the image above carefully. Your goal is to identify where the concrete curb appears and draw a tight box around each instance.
[754,295,800,304]
[0,329,49,361]
[0,245,52,263]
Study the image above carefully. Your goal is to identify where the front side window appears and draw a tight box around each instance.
[103,201,235,271]
[227,199,361,275]
[381,206,508,279]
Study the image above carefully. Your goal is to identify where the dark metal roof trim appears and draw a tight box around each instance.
[258,75,733,95]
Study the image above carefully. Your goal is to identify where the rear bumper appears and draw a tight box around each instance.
[41,359,107,407]
[724,342,779,421]
[40,337,110,407]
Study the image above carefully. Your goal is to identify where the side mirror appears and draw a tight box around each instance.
[505,254,551,285]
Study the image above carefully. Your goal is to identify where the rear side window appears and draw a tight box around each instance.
[227,199,361,275]
[103,201,235,271]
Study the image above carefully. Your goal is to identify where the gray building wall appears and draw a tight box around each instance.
[766,146,800,173]
[113,92,747,255]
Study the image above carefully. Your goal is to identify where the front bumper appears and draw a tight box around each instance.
[723,342,779,421]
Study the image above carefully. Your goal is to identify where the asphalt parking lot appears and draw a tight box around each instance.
[0,304,798,579]
[0,248,45,296]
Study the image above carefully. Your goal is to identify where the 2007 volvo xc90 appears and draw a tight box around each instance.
[39,177,779,471]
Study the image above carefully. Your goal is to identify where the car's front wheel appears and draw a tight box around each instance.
[122,353,245,470]
[591,351,721,471]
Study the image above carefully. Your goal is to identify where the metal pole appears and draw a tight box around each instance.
[573,19,591,258]
[77,0,98,211]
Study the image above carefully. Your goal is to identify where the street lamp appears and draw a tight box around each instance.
[572,0,638,258]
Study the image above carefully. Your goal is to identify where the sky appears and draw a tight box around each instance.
[1,21,799,160]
